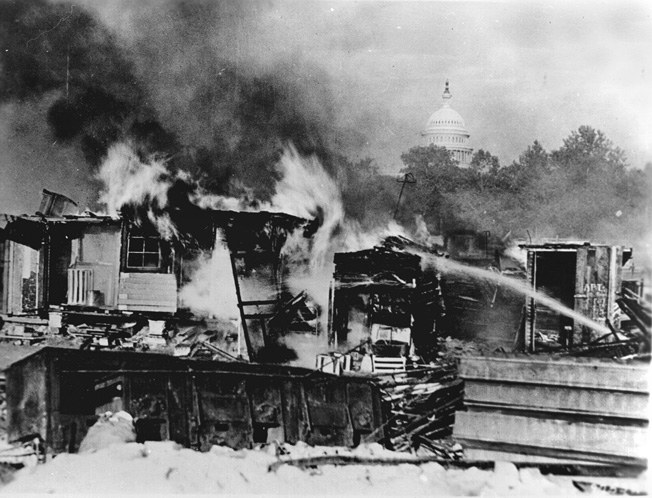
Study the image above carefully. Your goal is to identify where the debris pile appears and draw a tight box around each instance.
[614,287,652,358]
[532,287,651,359]
[378,362,464,459]
[0,320,48,346]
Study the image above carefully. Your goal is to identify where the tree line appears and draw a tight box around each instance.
[338,126,651,250]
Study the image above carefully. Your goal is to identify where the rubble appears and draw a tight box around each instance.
[376,362,464,458]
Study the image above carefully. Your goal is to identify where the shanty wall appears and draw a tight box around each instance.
[0,240,14,313]
[2,211,308,363]
[70,225,122,307]
[524,245,625,351]
[329,247,422,349]
[117,273,177,313]
[454,355,649,465]
[0,241,42,314]
[1,221,179,315]
[5,348,384,455]
[5,350,49,442]
[573,245,623,342]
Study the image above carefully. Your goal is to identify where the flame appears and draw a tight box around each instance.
[97,143,171,215]
[188,175,250,212]
[178,233,240,320]
[270,144,409,264]
[268,145,410,352]
[267,144,344,268]
[414,214,443,247]
[97,143,179,238]
[95,140,412,365]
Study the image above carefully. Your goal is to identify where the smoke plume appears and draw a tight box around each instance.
[0,0,378,217]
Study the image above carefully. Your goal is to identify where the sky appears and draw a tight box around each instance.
[1,0,651,214]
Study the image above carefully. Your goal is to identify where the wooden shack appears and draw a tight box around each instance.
[5,347,385,455]
[0,207,312,361]
[328,237,444,369]
[521,242,632,351]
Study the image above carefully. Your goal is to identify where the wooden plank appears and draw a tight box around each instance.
[462,447,609,465]
[117,269,178,312]
[118,281,177,289]
[463,381,649,420]
[458,356,649,393]
[117,305,176,313]
[574,247,589,345]
[525,250,535,352]
[453,411,648,461]
[117,287,177,295]
[281,380,301,444]
[0,315,48,325]
[118,299,178,307]
[120,272,176,280]
[459,441,646,467]
[117,291,177,300]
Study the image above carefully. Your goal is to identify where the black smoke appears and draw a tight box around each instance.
[1,0,370,214]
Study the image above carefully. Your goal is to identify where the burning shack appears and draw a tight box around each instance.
[0,190,317,361]
[327,237,443,373]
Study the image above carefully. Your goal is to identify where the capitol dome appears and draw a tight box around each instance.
[422,80,473,166]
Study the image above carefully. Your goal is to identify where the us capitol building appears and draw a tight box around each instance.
[422,80,473,166]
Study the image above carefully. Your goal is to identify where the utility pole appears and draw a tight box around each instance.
[393,173,416,219]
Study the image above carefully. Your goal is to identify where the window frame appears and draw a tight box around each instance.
[121,223,167,273]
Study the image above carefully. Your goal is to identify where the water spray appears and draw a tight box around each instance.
[422,254,612,337]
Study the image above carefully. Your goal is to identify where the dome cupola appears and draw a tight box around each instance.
[421,80,473,166]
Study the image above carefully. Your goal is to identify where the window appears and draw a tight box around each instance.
[126,228,161,269]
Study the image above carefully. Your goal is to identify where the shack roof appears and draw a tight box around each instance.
[519,241,618,250]
[0,209,310,251]
[0,210,306,227]
[333,240,422,288]
[518,242,634,267]
[3,347,377,384]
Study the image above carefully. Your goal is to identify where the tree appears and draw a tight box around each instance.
[337,156,396,228]
[398,145,466,231]
[400,145,459,181]
[469,149,500,192]
[519,140,552,173]
[528,126,638,240]
[394,127,647,247]
[470,149,500,173]
[551,126,627,184]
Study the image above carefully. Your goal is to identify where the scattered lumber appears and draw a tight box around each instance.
[378,362,464,459]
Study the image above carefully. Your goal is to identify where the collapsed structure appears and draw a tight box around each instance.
[327,236,444,373]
